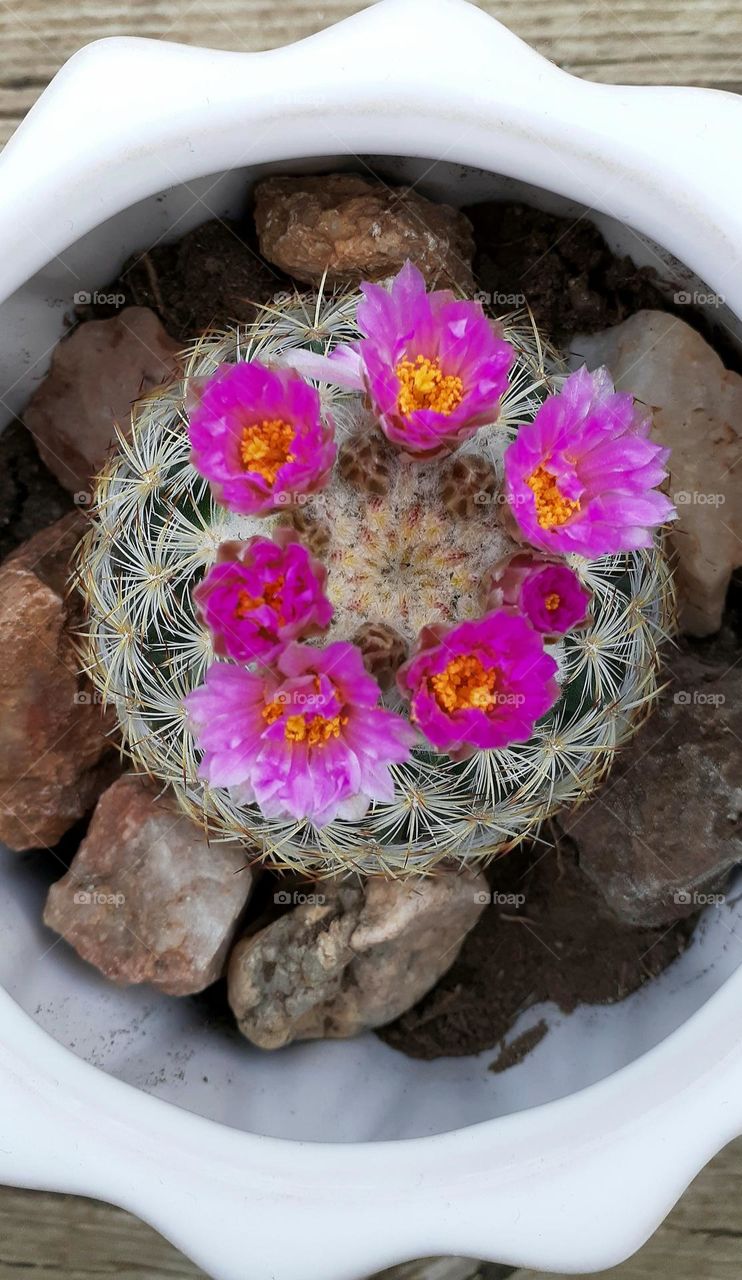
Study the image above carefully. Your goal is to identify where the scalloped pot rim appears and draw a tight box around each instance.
[1,3,742,1279]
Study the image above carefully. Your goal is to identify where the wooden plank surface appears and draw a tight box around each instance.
[1,1,742,1278]
[0,0,742,146]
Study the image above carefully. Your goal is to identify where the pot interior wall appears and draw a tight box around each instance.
[0,155,738,1144]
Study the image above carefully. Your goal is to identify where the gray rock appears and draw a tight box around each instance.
[573,310,742,636]
[44,776,254,995]
[561,647,742,926]
[228,870,488,1049]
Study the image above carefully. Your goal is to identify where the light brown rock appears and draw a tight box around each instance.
[0,513,119,850]
[23,308,180,494]
[573,310,742,636]
[44,776,254,995]
[560,647,742,927]
[254,173,475,293]
[228,871,488,1049]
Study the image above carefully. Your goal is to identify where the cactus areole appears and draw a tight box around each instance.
[77,263,676,875]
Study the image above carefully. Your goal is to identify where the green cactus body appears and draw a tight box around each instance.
[76,287,674,876]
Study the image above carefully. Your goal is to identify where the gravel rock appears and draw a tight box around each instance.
[228,871,488,1048]
[23,308,181,494]
[561,647,742,926]
[573,310,742,636]
[44,776,254,995]
[254,173,475,293]
[0,514,119,850]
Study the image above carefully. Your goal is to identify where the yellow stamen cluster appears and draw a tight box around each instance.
[262,700,284,726]
[260,699,346,748]
[544,592,561,613]
[284,713,345,746]
[240,419,295,483]
[527,465,580,530]
[235,577,285,624]
[430,653,500,715]
[396,355,464,417]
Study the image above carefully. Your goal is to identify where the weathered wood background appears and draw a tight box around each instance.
[1,0,741,147]
[1,1,741,1277]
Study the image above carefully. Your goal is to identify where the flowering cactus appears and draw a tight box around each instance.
[397,611,559,757]
[285,261,514,459]
[189,361,336,514]
[193,532,333,664]
[482,551,591,639]
[185,642,415,826]
[503,367,674,556]
[77,262,675,875]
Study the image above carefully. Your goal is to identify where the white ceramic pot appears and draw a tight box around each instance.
[1,2,741,1277]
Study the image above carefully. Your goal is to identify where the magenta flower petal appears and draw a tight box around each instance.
[185,642,416,827]
[397,610,559,758]
[503,366,676,557]
[194,530,333,664]
[275,262,514,459]
[483,551,591,638]
[184,664,272,789]
[355,261,515,459]
[188,360,337,516]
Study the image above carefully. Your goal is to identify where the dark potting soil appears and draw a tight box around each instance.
[464,200,668,343]
[463,200,742,374]
[379,836,696,1062]
[0,419,73,564]
[81,219,288,342]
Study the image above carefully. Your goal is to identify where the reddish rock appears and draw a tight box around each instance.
[23,308,180,494]
[561,647,742,926]
[0,514,118,850]
[44,776,254,995]
[254,173,475,293]
[228,871,488,1049]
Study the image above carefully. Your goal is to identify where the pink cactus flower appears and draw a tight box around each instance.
[483,551,591,639]
[397,610,559,759]
[283,260,514,459]
[194,531,333,665]
[188,360,336,516]
[504,366,675,557]
[185,642,416,827]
